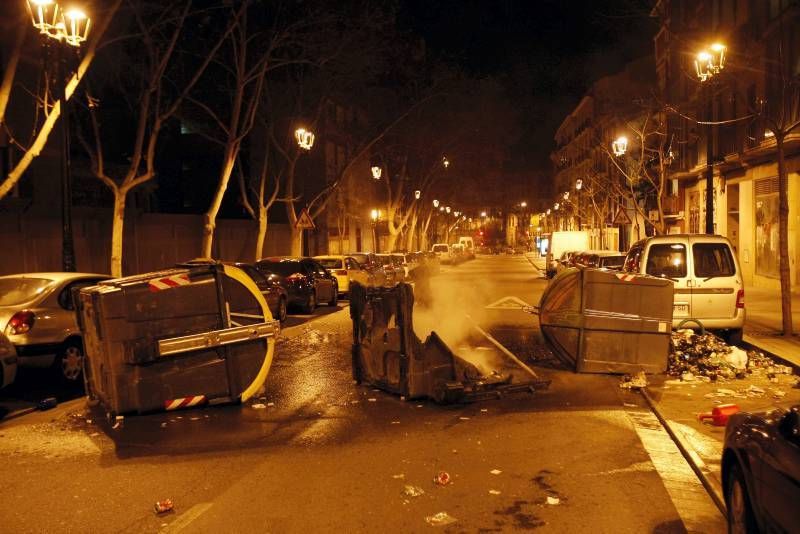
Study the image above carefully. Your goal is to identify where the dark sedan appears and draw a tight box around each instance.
[231,263,288,323]
[722,404,800,533]
[255,257,338,314]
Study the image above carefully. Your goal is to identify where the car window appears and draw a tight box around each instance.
[312,261,328,275]
[693,243,735,277]
[599,256,625,269]
[432,245,448,253]
[59,279,105,310]
[623,245,643,272]
[645,244,687,278]
[318,258,342,270]
[0,277,54,306]
[257,261,300,277]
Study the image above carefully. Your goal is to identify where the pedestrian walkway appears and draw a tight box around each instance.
[743,285,800,369]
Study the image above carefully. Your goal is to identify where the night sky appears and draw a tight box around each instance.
[400,0,657,176]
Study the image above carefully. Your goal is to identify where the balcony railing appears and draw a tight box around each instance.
[662,195,681,215]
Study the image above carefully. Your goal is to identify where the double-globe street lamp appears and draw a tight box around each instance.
[695,42,726,234]
[28,0,91,272]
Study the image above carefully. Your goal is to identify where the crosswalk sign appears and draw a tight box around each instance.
[295,208,315,230]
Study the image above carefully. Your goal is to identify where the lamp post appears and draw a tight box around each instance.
[28,0,91,272]
[370,209,380,253]
[696,42,726,234]
[575,178,583,231]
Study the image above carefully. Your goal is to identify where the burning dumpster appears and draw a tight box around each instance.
[538,268,673,374]
[76,261,278,415]
[349,282,549,403]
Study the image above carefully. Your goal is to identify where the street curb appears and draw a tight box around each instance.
[640,388,726,517]
[740,337,800,376]
[0,405,37,422]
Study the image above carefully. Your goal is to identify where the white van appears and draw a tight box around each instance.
[623,234,745,343]
[457,237,475,259]
[431,243,451,264]
[546,231,590,278]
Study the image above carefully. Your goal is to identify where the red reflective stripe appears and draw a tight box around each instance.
[164,395,206,410]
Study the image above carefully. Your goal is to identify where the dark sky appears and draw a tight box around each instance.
[400,0,657,177]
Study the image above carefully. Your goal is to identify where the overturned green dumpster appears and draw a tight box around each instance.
[349,282,549,403]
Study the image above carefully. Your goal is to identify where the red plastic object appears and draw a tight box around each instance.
[434,471,451,486]
[698,403,740,426]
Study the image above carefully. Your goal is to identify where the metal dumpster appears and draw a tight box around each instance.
[539,268,673,374]
[349,282,549,403]
[76,262,278,415]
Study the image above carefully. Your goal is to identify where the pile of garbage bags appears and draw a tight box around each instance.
[668,329,792,381]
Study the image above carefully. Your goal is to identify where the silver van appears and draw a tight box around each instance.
[623,234,745,343]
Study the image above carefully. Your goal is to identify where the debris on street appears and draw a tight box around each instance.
[153,499,174,514]
[433,471,451,486]
[425,512,457,526]
[251,403,266,409]
[668,330,794,381]
[490,469,502,475]
[546,496,560,505]
[698,403,740,426]
[37,397,57,411]
[402,485,425,498]
[489,489,501,495]
[619,371,648,389]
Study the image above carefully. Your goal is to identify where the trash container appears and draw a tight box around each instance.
[76,262,278,415]
[538,268,673,374]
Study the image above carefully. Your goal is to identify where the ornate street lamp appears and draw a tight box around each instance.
[442,156,450,168]
[295,128,315,150]
[445,206,451,214]
[520,201,527,208]
[433,199,439,208]
[27,0,92,272]
[414,190,421,199]
[563,191,569,200]
[439,206,445,212]
[480,211,487,217]
[695,43,726,82]
[575,179,583,190]
[371,166,382,179]
[612,136,628,156]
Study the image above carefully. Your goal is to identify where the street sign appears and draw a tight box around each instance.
[295,208,315,230]
[485,296,532,310]
[612,207,632,225]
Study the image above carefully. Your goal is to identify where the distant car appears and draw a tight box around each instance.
[390,253,410,280]
[0,272,111,382]
[375,253,401,284]
[573,250,626,270]
[230,263,288,323]
[255,257,337,313]
[313,255,377,296]
[431,243,451,264]
[345,252,388,285]
[0,332,17,389]
[722,404,800,533]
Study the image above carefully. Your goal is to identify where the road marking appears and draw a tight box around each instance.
[624,408,726,532]
[160,502,213,533]
[485,296,531,310]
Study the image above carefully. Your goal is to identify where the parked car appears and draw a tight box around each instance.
[457,237,475,259]
[0,272,111,382]
[390,253,411,280]
[431,243,452,264]
[375,253,401,284]
[546,231,590,277]
[555,250,580,275]
[313,255,377,296]
[422,251,440,275]
[230,263,288,323]
[573,250,626,270]
[623,234,744,343]
[0,332,17,389]
[255,257,338,313]
[722,404,800,533]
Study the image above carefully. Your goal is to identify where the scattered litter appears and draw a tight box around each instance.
[489,489,501,495]
[458,417,470,421]
[546,496,560,505]
[251,403,266,410]
[699,403,740,426]
[367,398,377,403]
[392,474,405,479]
[425,512,457,526]
[772,389,786,398]
[160,422,167,428]
[391,421,401,425]
[402,485,425,498]
[267,402,274,407]
[723,347,748,370]
[623,403,637,408]
[480,409,488,413]
[490,469,502,475]
[351,400,360,404]
[619,371,648,389]
[153,499,174,514]
[669,331,789,380]
[400,396,406,401]
[434,471,451,486]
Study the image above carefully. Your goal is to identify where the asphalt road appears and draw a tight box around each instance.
[0,255,725,533]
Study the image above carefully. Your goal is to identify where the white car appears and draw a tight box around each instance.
[623,234,744,343]
[431,243,451,264]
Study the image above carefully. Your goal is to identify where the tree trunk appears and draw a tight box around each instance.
[776,135,793,336]
[254,206,268,261]
[290,226,303,256]
[202,152,237,258]
[386,232,399,253]
[406,212,418,251]
[110,189,126,277]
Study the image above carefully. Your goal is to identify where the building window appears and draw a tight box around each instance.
[755,177,780,278]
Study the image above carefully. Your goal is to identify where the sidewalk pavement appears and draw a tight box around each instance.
[743,285,800,370]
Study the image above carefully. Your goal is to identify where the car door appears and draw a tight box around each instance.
[758,411,800,531]
[689,240,740,323]
[643,242,689,323]
[310,260,333,301]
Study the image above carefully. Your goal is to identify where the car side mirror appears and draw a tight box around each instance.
[779,410,800,445]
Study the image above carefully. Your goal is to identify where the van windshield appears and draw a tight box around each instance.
[432,245,448,253]
[645,244,687,278]
[693,243,735,278]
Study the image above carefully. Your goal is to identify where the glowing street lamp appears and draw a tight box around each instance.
[442,156,450,168]
[295,128,315,150]
[563,191,569,200]
[433,199,439,208]
[440,206,445,212]
[454,211,460,217]
[445,206,451,214]
[371,166,382,179]
[520,201,527,208]
[554,203,560,211]
[695,43,726,82]
[612,136,628,156]
[546,209,551,215]
[414,190,421,199]
[575,178,583,190]
[480,211,487,217]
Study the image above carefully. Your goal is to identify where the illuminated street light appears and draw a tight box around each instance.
[454,211,460,217]
[546,209,551,215]
[575,179,583,190]
[612,136,628,156]
[445,206,451,214]
[442,156,450,168]
[414,190,421,199]
[520,201,527,208]
[563,191,569,200]
[371,166,382,179]
[480,211,487,217]
[433,199,439,208]
[439,206,445,212]
[295,128,315,150]
[462,215,466,221]
[554,203,560,210]
[695,43,726,82]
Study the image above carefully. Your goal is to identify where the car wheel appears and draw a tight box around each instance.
[328,283,338,306]
[724,328,743,345]
[726,464,757,534]
[276,296,287,323]
[56,339,84,382]
[302,291,316,314]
